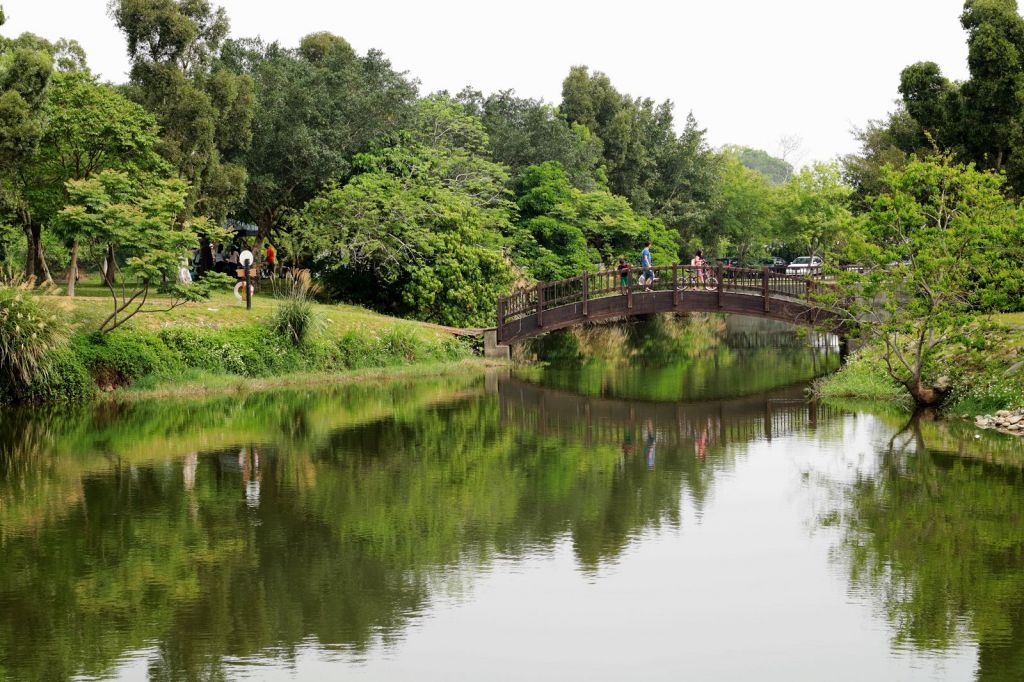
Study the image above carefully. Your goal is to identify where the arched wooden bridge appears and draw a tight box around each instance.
[496,264,843,344]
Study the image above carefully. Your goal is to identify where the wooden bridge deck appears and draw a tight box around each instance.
[497,264,841,344]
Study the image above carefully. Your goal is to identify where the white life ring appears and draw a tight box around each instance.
[233,280,255,302]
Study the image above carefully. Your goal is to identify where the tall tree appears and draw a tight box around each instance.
[110,0,254,225]
[221,34,417,236]
[457,88,605,190]
[898,61,956,145]
[292,96,515,326]
[31,71,165,295]
[959,0,1024,172]
[0,24,53,282]
[561,66,719,250]
[885,1,1024,194]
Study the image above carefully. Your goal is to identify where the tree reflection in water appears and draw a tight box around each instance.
[0,374,834,681]
[825,411,1024,681]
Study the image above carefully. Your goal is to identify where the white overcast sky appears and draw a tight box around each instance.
[2,0,973,164]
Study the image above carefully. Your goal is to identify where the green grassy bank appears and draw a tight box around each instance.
[2,286,481,406]
[814,314,1024,417]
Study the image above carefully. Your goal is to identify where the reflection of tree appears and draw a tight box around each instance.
[522,315,840,402]
[832,417,1024,679]
[0,377,839,680]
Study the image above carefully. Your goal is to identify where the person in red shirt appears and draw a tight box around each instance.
[264,242,276,276]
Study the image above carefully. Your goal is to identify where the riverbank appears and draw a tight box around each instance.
[112,359,493,402]
[813,313,1024,418]
[2,287,484,406]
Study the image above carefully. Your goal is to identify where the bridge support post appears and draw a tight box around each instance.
[717,264,724,308]
[672,263,680,308]
[537,284,544,328]
[762,267,770,313]
[627,267,633,309]
[582,270,589,317]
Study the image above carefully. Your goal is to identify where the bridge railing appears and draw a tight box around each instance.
[498,264,826,327]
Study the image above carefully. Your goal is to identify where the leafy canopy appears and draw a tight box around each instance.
[57,170,229,331]
[828,155,1024,404]
[510,161,677,280]
[292,96,515,327]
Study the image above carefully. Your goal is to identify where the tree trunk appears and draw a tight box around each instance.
[23,225,35,281]
[23,223,52,285]
[103,244,116,286]
[66,240,79,297]
[905,380,950,408]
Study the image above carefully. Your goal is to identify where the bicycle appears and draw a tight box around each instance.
[701,267,718,291]
[688,266,717,291]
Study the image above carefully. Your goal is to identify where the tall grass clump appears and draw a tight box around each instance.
[812,351,909,404]
[0,280,69,395]
[271,270,324,346]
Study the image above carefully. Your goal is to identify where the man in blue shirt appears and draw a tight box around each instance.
[640,241,653,291]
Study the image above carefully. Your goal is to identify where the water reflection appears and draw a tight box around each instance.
[821,411,1024,681]
[1,373,1024,680]
[519,315,841,401]
[0,374,835,680]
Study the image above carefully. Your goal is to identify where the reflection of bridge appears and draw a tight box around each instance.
[496,265,843,345]
[497,377,843,450]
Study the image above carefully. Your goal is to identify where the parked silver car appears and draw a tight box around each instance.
[786,256,823,275]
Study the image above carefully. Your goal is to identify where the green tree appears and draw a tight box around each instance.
[222,35,417,236]
[0,24,54,282]
[898,61,956,146]
[959,0,1024,173]
[703,153,777,260]
[879,1,1024,195]
[775,162,854,259]
[457,88,605,190]
[561,66,719,244]
[56,170,228,332]
[826,156,1023,406]
[30,71,166,295]
[110,0,254,227]
[842,107,928,210]
[510,161,676,280]
[292,97,515,327]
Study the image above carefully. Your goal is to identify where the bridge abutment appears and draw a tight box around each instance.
[484,329,510,361]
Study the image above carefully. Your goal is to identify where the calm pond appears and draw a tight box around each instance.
[2,318,1023,681]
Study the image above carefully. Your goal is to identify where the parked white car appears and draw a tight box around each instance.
[786,256,823,275]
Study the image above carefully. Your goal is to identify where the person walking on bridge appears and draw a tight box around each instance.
[640,240,653,291]
[617,257,630,292]
[691,249,704,287]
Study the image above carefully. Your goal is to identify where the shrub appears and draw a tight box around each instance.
[0,284,69,396]
[161,325,307,377]
[18,348,94,404]
[335,326,469,369]
[378,326,426,363]
[337,329,383,369]
[74,330,180,387]
[812,351,909,404]
[271,270,325,346]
